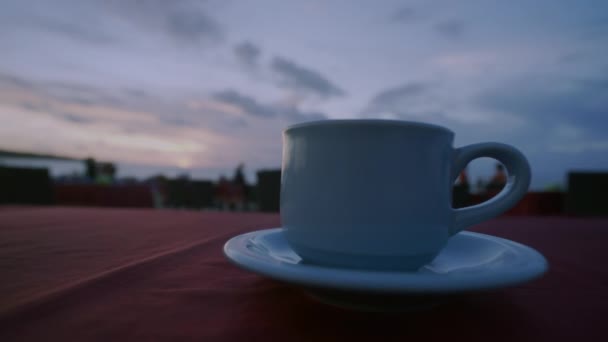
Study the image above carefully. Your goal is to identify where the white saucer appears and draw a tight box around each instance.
[224,228,548,309]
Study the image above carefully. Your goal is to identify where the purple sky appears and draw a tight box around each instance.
[1,0,607,187]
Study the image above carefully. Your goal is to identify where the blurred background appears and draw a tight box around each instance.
[1,0,607,215]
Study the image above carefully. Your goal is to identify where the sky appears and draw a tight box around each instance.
[0,0,607,188]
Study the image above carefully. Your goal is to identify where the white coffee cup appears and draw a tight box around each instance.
[281,119,531,271]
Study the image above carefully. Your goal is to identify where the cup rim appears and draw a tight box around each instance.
[284,119,453,135]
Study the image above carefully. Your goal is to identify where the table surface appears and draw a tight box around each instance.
[0,207,606,341]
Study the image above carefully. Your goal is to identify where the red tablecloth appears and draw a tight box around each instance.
[0,207,606,341]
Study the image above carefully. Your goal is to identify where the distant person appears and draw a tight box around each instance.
[233,163,246,188]
[231,163,248,211]
[149,175,167,209]
[216,175,230,210]
[453,169,470,208]
[486,163,507,193]
[457,169,470,191]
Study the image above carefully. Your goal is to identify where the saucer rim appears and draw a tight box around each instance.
[223,228,548,294]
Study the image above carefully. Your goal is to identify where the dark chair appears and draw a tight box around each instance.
[566,172,608,216]
[0,166,53,205]
[256,170,281,212]
[189,180,214,209]
[165,179,190,208]
[165,179,214,209]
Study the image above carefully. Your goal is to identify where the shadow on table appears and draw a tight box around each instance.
[232,279,537,341]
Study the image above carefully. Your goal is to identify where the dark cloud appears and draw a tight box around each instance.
[435,19,465,39]
[1,1,220,46]
[213,89,276,118]
[0,1,115,45]
[19,101,45,112]
[579,78,608,90]
[4,74,97,106]
[1,73,142,108]
[234,41,261,68]
[61,113,95,124]
[578,15,608,40]
[369,83,427,106]
[48,85,125,108]
[283,108,327,123]
[558,52,587,64]
[391,7,418,23]
[362,82,456,126]
[5,74,229,132]
[0,73,34,89]
[63,96,97,106]
[38,19,115,44]
[165,9,221,42]
[229,118,249,128]
[17,100,95,125]
[477,76,608,138]
[159,117,195,127]
[365,82,429,114]
[213,89,327,123]
[270,56,345,99]
[123,88,149,99]
[115,0,222,43]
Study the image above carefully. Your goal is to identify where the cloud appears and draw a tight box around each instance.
[60,112,95,124]
[369,83,428,107]
[270,56,345,99]
[391,7,419,23]
[362,82,500,126]
[435,19,465,39]
[19,101,45,112]
[0,76,232,168]
[476,75,608,155]
[157,116,197,127]
[37,18,115,44]
[17,100,96,125]
[123,88,149,99]
[0,1,116,45]
[164,8,221,42]
[558,52,587,64]
[477,76,608,137]
[0,0,222,49]
[283,107,326,122]
[364,82,433,116]
[234,41,261,68]
[0,73,34,89]
[1,73,130,109]
[212,89,327,123]
[577,14,608,40]
[48,85,126,108]
[213,89,276,118]
[3,73,274,139]
[112,0,222,44]
[1,73,184,129]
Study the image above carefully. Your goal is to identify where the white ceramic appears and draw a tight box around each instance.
[281,120,531,271]
[224,228,548,294]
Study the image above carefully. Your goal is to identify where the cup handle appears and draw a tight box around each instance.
[450,142,531,235]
